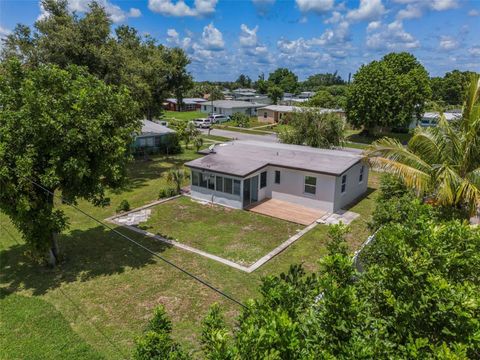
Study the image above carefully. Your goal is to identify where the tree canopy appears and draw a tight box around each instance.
[0,59,139,265]
[278,110,345,148]
[267,67,299,93]
[365,74,480,215]
[1,0,192,120]
[431,70,479,106]
[300,72,345,91]
[346,52,431,133]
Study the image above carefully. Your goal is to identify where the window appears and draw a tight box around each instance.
[192,171,199,186]
[304,176,316,195]
[224,178,233,194]
[233,180,241,195]
[275,170,281,184]
[199,173,208,188]
[359,166,364,183]
[207,174,215,190]
[203,105,207,111]
[341,175,347,193]
[216,176,223,192]
[214,107,217,112]
[263,112,267,118]
[260,171,267,188]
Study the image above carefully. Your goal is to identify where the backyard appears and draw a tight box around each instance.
[138,196,300,266]
[0,147,380,359]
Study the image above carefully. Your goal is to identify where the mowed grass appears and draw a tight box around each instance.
[0,291,103,360]
[0,142,381,359]
[164,111,205,121]
[139,197,301,265]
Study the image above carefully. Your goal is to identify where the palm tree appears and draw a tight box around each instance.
[165,168,189,194]
[364,75,480,215]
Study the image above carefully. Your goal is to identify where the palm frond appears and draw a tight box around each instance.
[367,156,431,194]
[434,165,463,206]
[364,137,432,174]
[408,127,443,164]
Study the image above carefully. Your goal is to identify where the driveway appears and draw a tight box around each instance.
[201,128,278,143]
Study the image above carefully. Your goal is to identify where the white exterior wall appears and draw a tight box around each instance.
[201,104,258,116]
[190,170,244,209]
[333,162,369,211]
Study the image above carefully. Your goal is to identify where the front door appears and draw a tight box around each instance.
[243,175,259,207]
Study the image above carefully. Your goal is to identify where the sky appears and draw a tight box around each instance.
[1,0,479,81]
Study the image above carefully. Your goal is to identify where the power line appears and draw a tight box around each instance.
[15,174,247,309]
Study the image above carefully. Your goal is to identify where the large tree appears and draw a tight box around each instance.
[0,60,139,266]
[431,70,478,106]
[278,110,345,148]
[346,52,431,133]
[301,72,345,91]
[268,68,298,93]
[364,74,480,215]
[1,0,192,120]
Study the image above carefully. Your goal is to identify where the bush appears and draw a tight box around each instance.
[158,188,178,199]
[116,199,130,213]
[230,112,250,127]
[377,174,410,202]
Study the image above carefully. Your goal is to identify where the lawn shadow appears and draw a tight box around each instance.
[342,187,377,212]
[0,225,171,296]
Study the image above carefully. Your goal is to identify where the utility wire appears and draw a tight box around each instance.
[15,174,247,309]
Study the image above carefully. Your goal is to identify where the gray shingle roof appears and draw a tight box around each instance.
[185,140,362,177]
[140,119,175,135]
[207,100,265,109]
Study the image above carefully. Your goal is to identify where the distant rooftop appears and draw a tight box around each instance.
[258,105,344,113]
[206,100,265,109]
[185,140,362,177]
[166,98,207,105]
[140,119,175,136]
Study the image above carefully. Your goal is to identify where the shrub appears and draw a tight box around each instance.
[116,199,130,213]
[158,188,178,199]
[230,112,250,127]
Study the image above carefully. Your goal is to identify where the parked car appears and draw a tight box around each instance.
[193,118,211,128]
[208,114,230,124]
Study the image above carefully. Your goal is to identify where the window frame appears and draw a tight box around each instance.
[359,166,364,183]
[275,170,281,184]
[233,180,241,195]
[304,176,317,195]
[260,171,267,189]
[341,174,347,193]
[224,178,233,194]
[192,171,199,186]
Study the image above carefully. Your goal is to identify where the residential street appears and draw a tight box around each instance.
[201,128,279,143]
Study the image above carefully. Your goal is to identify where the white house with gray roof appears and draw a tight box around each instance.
[185,141,368,212]
[200,100,265,117]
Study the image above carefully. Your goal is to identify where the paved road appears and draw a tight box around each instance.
[201,128,278,143]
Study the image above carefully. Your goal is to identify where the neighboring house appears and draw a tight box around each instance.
[280,98,309,105]
[132,119,178,154]
[409,111,462,129]
[258,105,302,123]
[201,100,265,117]
[164,98,207,112]
[185,140,368,212]
[257,105,346,124]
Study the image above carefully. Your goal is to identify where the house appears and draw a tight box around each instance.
[257,105,302,123]
[257,105,346,124]
[164,98,207,112]
[132,119,179,154]
[185,140,368,212]
[201,100,265,117]
[409,111,462,128]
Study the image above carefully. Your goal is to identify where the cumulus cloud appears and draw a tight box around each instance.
[347,0,386,22]
[239,24,259,47]
[366,20,420,50]
[201,23,224,51]
[296,0,334,14]
[468,46,480,56]
[38,0,141,23]
[468,9,479,16]
[439,35,459,51]
[148,0,217,17]
[324,11,342,24]
[394,0,459,20]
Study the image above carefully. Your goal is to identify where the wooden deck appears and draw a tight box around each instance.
[247,198,328,225]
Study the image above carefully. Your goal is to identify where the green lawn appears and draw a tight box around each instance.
[0,143,380,359]
[138,196,301,266]
[164,111,205,121]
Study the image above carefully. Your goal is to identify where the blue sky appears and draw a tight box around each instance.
[1,0,479,81]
